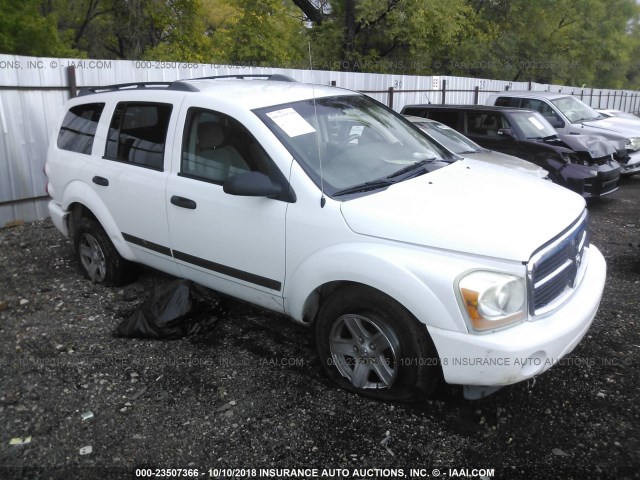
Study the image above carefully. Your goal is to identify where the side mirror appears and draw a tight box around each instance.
[223,171,282,197]
[497,128,515,139]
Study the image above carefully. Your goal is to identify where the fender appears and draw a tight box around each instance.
[284,241,496,333]
[60,179,136,261]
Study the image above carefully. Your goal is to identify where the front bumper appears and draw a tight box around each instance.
[428,245,606,386]
[582,161,621,198]
[620,150,640,175]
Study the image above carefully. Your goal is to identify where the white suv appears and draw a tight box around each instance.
[46,76,606,401]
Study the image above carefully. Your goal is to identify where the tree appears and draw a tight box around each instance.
[450,0,640,88]
[291,0,474,73]
[207,0,307,66]
[0,0,82,57]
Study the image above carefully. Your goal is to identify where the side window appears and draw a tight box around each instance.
[57,103,105,154]
[104,102,172,170]
[466,113,508,137]
[521,99,562,124]
[402,107,426,117]
[180,108,271,184]
[426,111,459,129]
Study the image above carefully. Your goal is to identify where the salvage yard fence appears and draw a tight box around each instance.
[2,53,640,226]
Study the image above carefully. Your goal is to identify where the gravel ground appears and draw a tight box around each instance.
[1,178,639,480]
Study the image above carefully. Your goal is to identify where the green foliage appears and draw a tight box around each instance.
[0,0,82,57]
[304,0,474,74]
[2,0,640,89]
[446,0,640,89]
[213,0,307,66]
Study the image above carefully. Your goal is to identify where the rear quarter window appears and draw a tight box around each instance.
[57,103,105,154]
[424,111,459,129]
[402,107,428,117]
[494,97,518,107]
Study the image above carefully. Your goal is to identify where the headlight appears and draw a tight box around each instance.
[457,271,527,332]
[562,153,580,164]
[625,137,640,152]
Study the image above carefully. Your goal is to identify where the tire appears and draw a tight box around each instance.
[315,285,441,402]
[73,217,132,286]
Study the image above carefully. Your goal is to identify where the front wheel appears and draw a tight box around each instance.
[315,285,441,401]
[73,217,132,286]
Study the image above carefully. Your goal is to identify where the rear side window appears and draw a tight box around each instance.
[57,103,105,154]
[104,102,172,170]
[424,110,459,129]
[402,107,427,117]
[494,97,517,107]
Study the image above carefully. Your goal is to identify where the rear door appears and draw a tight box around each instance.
[88,97,179,275]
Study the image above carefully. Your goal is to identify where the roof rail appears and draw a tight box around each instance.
[77,81,197,96]
[76,74,296,96]
[187,74,297,83]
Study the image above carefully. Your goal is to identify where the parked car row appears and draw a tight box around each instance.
[488,91,640,176]
[401,91,640,199]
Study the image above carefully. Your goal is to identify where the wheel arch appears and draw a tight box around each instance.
[285,245,463,332]
[61,180,136,261]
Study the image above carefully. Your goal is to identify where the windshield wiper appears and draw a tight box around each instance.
[333,180,393,196]
[575,116,599,123]
[387,159,436,179]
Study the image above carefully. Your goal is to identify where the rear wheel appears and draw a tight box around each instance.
[315,285,440,401]
[73,217,132,286]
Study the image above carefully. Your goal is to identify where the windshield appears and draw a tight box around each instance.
[255,95,449,195]
[551,96,600,123]
[509,111,557,138]
[412,120,483,154]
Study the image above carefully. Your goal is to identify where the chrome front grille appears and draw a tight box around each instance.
[527,210,589,317]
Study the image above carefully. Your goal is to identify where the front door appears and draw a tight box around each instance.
[166,106,288,310]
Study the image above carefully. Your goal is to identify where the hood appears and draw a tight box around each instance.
[463,151,548,179]
[340,159,585,262]
[555,134,616,158]
[580,116,640,138]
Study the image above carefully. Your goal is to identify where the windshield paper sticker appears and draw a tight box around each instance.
[349,125,364,136]
[266,108,316,137]
[528,116,546,130]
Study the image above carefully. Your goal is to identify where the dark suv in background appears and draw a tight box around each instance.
[401,104,621,198]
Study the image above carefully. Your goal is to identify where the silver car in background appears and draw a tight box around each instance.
[405,115,549,179]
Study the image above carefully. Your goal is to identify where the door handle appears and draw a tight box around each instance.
[170,195,197,210]
[92,176,109,186]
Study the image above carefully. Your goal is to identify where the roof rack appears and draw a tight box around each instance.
[78,81,197,96]
[187,74,297,83]
[77,74,297,96]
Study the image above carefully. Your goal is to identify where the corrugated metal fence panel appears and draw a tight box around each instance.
[3,53,640,225]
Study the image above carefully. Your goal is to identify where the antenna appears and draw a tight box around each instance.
[308,42,326,208]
